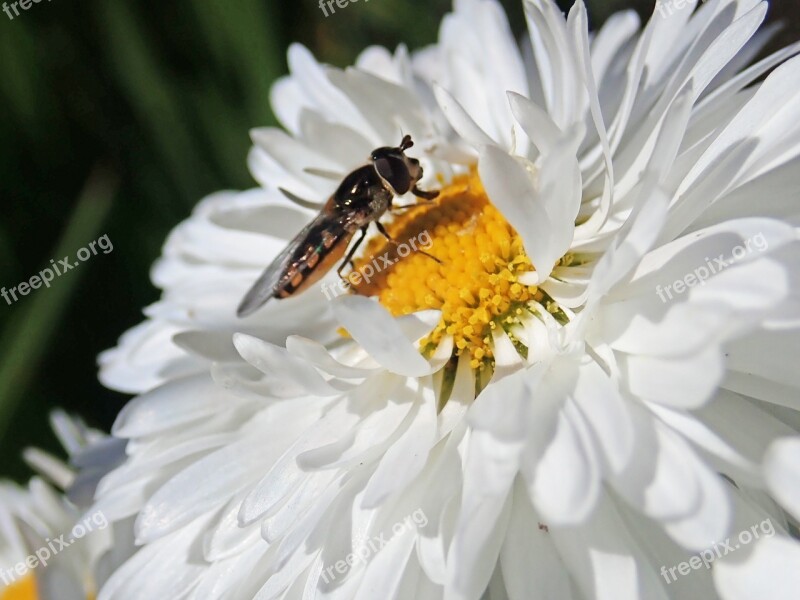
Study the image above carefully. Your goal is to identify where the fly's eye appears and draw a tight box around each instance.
[374,156,412,194]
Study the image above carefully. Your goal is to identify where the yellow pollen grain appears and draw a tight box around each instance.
[351,171,544,368]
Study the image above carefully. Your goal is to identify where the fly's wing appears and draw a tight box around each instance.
[236,212,330,317]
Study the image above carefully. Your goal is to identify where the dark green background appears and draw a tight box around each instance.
[0,0,798,480]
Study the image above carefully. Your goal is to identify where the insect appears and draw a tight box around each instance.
[237,135,439,317]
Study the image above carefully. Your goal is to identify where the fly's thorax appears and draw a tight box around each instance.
[344,186,393,230]
[333,166,391,215]
[365,192,392,222]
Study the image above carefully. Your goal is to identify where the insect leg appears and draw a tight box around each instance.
[418,249,443,265]
[412,185,439,200]
[391,188,439,213]
[278,187,324,211]
[376,222,442,265]
[375,221,395,243]
[390,204,419,213]
[337,226,368,280]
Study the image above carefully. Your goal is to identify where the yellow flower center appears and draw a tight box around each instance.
[1,575,37,600]
[352,171,565,370]
[0,574,94,600]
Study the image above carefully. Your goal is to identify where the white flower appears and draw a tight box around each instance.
[0,412,126,600]
[97,189,339,394]
[94,0,800,599]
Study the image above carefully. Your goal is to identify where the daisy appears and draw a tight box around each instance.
[94,0,800,598]
[0,412,126,600]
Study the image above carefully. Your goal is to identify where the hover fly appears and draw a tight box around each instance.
[236,135,439,317]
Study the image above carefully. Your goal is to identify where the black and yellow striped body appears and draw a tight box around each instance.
[273,215,354,298]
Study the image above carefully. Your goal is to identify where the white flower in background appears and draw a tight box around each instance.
[0,412,126,600]
[94,0,800,599]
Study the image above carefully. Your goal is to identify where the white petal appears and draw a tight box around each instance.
[607,404,701,521]
[135,434,267,543]
[524,0,585,129]
[620,217,797,301]
[661,450,731,551]
[446,434,514,600]
[99,320,201,394]
[112,374,226,438]
[726,327,800,390]
[286,335,376,379]
[526,399,600,525]
[667,49,800,237]
[714,536,800,600]
[233,333,342,396]
[507,92,561,155]
[331,296,432,377]
[548,493,670,600]
[571,358,634,473]
[361,394,437,508]
[763,437,800,522]
[434,85,494,150]
[499,481,575,600]
[584,186,669,308]
[622,345,724,409]
[328,69,429,145]
[478,145,561,279]
[469,365,543,442]
[353,529,416,600]
[238,400,356,525]
[295,378,417,471]
[284,44,370,133]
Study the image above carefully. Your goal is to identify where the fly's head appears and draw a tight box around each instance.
[371,134,424,196]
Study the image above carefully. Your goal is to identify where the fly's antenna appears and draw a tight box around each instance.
[399,134,413,151]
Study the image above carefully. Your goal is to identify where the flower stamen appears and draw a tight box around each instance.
[352,171,563,370]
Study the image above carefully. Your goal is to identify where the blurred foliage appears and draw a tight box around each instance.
[0,0,797,480]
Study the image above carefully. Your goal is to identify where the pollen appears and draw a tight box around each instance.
[351,170,550,369]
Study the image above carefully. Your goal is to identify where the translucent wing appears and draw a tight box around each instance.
[237,213,329,317]
[236,212,352,317]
